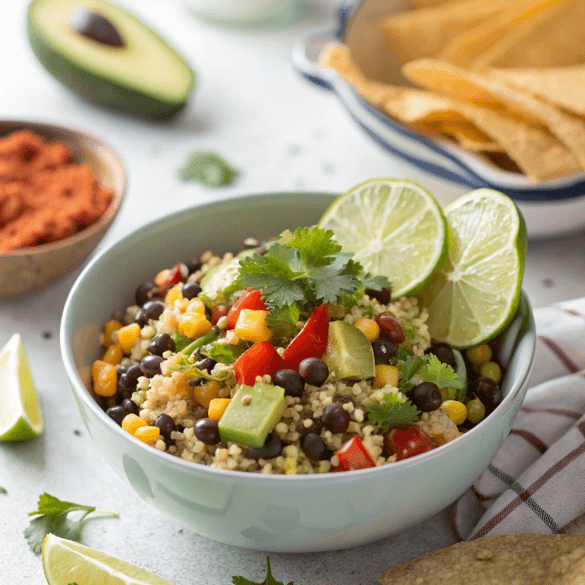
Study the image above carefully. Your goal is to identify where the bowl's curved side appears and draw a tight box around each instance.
[61,192,537,551]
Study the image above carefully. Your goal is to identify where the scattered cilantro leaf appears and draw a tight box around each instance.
[265,305,301,341]
[165,354,233,382]
[361,273,392,292]
[232,557,293,585]
[171,333,193,353]
[367,399,420,432]
[419,354,464,392]
[0,487,6,494]
[179,151,239,187]
[203,342,247,365]
[285,226,341,267]
[25,493,118,555]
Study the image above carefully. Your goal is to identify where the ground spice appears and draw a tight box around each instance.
[0,130,113,253]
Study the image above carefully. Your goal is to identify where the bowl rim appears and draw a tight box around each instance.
[61,191,536,484]
[0,119,126,257]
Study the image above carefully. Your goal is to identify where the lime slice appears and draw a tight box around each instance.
[42,534,176,585]
[0,333,43,442]
[421,189,527,349]
[318,178,448,297]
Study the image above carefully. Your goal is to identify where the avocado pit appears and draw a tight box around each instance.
[69,7,124,47]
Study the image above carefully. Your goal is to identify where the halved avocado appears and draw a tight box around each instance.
[28,0,195,119]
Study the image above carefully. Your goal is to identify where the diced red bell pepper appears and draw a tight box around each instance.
[334,436,376,471]
[232,341,286,386]
[226,289,267,329]
[282,304,329,371]
[161,263,184,293]
[211,305,229,325]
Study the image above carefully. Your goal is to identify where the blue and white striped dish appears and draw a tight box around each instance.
[291,1,585,238]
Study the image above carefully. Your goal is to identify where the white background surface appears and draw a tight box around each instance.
[2,0,585,583]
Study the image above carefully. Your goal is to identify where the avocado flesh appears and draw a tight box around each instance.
[200,250,254,303]
[218,383,286,448]
[322,321,376,380]
[28,0,195,119]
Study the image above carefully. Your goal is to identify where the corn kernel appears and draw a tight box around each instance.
[102,344,123,366]
[373,364,399,389]
[480,361,502,384]
[284,456,298,475]
[192,380,221,408]
[178,313,212,339]
[234,309,272,342]
[165,284,183,306]
[353,318,380,343]
[154,269,170,286]
[208,398,231,422]
[92,360,117,397]
[103,320,123,347]
[185,298,206,315]
[118,323,141,354]
[122,413,147,435]
[134,426,161,445]
[466,344,493,365]
[441,400,467,425]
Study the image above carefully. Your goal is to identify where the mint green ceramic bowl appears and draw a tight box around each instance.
[60,192,536,552]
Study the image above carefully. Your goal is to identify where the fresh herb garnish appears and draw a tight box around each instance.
[24,493,118,555]
[232,557,293,585]
[367,396,420,432]
[0,487,6,494]
[202,342,247,365]
[179,151,239,187]
[171,333,193,353]
[237,227,391,324]
[165,354,233,381]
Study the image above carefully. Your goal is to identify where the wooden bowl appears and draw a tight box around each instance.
[0,120,126,297]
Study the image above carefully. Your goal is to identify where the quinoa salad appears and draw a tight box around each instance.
[91,227,505,474]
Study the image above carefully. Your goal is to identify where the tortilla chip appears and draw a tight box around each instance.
[320,46,581,181]
[403,58,585,169]
[440,123,505,152]
[439,0,567,67]
[379,534,585,585]
[488,65,585,117]
[471,0,585,68]
[412,0,470,6]
[378,0,511,62]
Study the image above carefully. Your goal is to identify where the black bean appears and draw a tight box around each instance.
[321,403,350,434]
[473,376,503,411]
[134,309,148,328]
[365,287,391,305]
[143,301,165,321]
[295,415,323,439]
[195,357,216,373]
[186,259,203,275]
[189,378,204,386]
[193,418,221,445]
[372,338,397,365]
[412,382,442,412]
[135,282,157,306]
[426,342,456,368]
[155,414,176,439]
[140,355,164,378]
[106,405,126,425]
[148,333,175,356]
[248,431,282,460]
[117,364,129,376]
[301,433,327,460]
[273,369,305,397]
[121,398,139,416]
[299,358,329,387]
[121,364,143,390]
[182,282,202,300]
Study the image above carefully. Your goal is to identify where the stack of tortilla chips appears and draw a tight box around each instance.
[319,0,585,182]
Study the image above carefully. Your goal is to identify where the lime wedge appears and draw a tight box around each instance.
[318,178,448,297]
[42,534,176,585]
[421,189,527,349]
[0,333,43,442]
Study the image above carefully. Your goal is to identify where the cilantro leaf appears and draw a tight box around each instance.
[0,487,6,494]
[171,333,193,353]
[419,354,463,397]
[310,267,360,304]
[232,557,293,585]
[178,151,239,187]
[367,399,420,432]
[265,305,301,342]
[361,273,392,291]
[25,493,118,555]
[285,226,340,267]
[203,342,247,365]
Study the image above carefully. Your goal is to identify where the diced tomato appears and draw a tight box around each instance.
[161,263,184,293]
[334,436,376,471]
[384,426,434,461]
[211,305,229,325]
[232,341,286,386]
[226,289,267,329]
[282,304,329,371]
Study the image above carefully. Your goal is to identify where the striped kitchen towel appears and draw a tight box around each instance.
[453,297,585,541]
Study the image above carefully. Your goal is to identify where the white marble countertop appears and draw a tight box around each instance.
[2,0,585,583]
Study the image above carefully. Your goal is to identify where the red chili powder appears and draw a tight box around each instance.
[0,130,113,253]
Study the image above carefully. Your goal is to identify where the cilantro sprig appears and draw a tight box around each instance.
[24,493,118,555]
[367,396,420,432]
[236,227,391,325]
[233,557,293,585]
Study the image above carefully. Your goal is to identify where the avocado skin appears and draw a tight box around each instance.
[27,3,195,120]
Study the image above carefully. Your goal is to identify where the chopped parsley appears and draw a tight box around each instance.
[179,151,239,187]
[24,493,118,555]
[233,557,293,585]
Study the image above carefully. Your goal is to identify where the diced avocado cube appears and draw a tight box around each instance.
[218,382,286,448]
[322,321,375,379]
